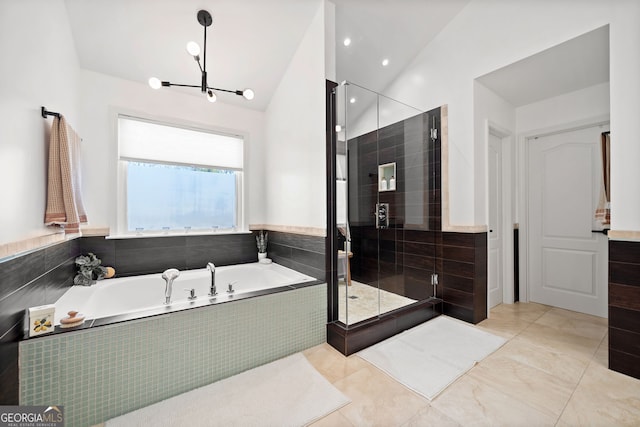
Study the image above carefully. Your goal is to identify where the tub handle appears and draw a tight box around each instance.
[227,281,237,293]
[184,288,197,300]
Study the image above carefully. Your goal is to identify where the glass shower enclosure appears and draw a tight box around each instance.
[333,81,441,327]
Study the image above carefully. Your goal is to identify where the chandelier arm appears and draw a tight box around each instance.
[194,57,204,74]
[202,19,208,92]
[164,83,202,89]
[207,86,243,95]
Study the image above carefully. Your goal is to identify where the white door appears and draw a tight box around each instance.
[527,126,608,317]
[488,133,503,308]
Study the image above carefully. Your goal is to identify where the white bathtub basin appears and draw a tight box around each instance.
[54,262,315,325]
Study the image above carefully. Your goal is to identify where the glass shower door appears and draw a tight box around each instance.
[335,81,435,327]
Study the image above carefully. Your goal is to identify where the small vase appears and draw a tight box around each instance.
[258,252,267,260]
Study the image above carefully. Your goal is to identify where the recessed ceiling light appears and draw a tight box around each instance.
[382,58,389,67]
[343,37,351,47]
[350,97,356,104]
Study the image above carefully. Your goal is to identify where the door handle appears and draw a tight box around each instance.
[591,229,609,235]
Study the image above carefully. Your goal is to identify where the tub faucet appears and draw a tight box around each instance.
[207,262,217,296]
[162,268,180,305]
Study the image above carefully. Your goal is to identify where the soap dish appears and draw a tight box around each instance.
[60,311,85,328]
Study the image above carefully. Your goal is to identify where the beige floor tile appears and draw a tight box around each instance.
[490,302,551,322]
[517,322,601,360]
[559,362,640,426]
[303,343,370,384]
[534,308,608,341]
[476,315,531,339]
[431,375,557,427]
[469,354,574,417]
[497,336,590,385]
[592,334,608,368]
[334,365,428,426]
[401,404,462,427]
[309,409,354,427]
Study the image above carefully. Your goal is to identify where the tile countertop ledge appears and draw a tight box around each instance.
[105,230,253,239]
[249,224,327,237]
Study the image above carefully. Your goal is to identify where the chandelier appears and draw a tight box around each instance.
[148,10,254,103]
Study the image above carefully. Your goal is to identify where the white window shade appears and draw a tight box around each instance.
[118,116,243,169]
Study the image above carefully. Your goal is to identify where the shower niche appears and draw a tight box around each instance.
[326,80,444,355]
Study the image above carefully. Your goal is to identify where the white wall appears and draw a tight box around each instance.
[516,82,610,134]
[78,70,266,230]
[0,0,80,245]
[264,1,327,231]
[473,82,516,225]
[379,0,639,231]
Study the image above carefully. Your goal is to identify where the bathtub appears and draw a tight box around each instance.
[54,262,315,325]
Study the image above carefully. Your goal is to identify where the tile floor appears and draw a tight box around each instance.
[304,302,640,426]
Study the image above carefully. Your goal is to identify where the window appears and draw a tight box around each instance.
[117,115,244,235]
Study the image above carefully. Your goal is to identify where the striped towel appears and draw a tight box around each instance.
[595,132,610,227]
[44,116,87,234]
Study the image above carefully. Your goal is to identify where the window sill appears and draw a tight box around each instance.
[105,230,252,240]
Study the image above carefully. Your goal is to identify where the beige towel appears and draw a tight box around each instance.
[44,116,87,234]
[595,132,610,227]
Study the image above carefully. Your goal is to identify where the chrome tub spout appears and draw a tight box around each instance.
[207,262,217,296]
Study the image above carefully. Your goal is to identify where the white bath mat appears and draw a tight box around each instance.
[358,316,506,400]
[106,353,350,427]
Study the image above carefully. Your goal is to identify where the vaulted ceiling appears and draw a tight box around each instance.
[64,0,470,111]
[64,1,609,113]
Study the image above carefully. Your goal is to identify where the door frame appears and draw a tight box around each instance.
[485,120,514,311]
[517,115,610,304]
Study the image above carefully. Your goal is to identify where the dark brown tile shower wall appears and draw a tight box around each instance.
[609,239,640,379]
[348,111,440,299]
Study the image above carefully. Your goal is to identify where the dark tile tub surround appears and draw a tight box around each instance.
[609,239,640,380]
[266,231,326,281]
[82,233,257,277]
[0,238,81,404]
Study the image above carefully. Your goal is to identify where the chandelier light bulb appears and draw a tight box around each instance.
[207,90,217,103]
[148,77,162,89]
[242,88,255,100]
[186,41,201,57]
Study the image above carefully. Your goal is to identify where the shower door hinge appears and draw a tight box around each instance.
[431,273,438,297]
[430,128,438,141]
